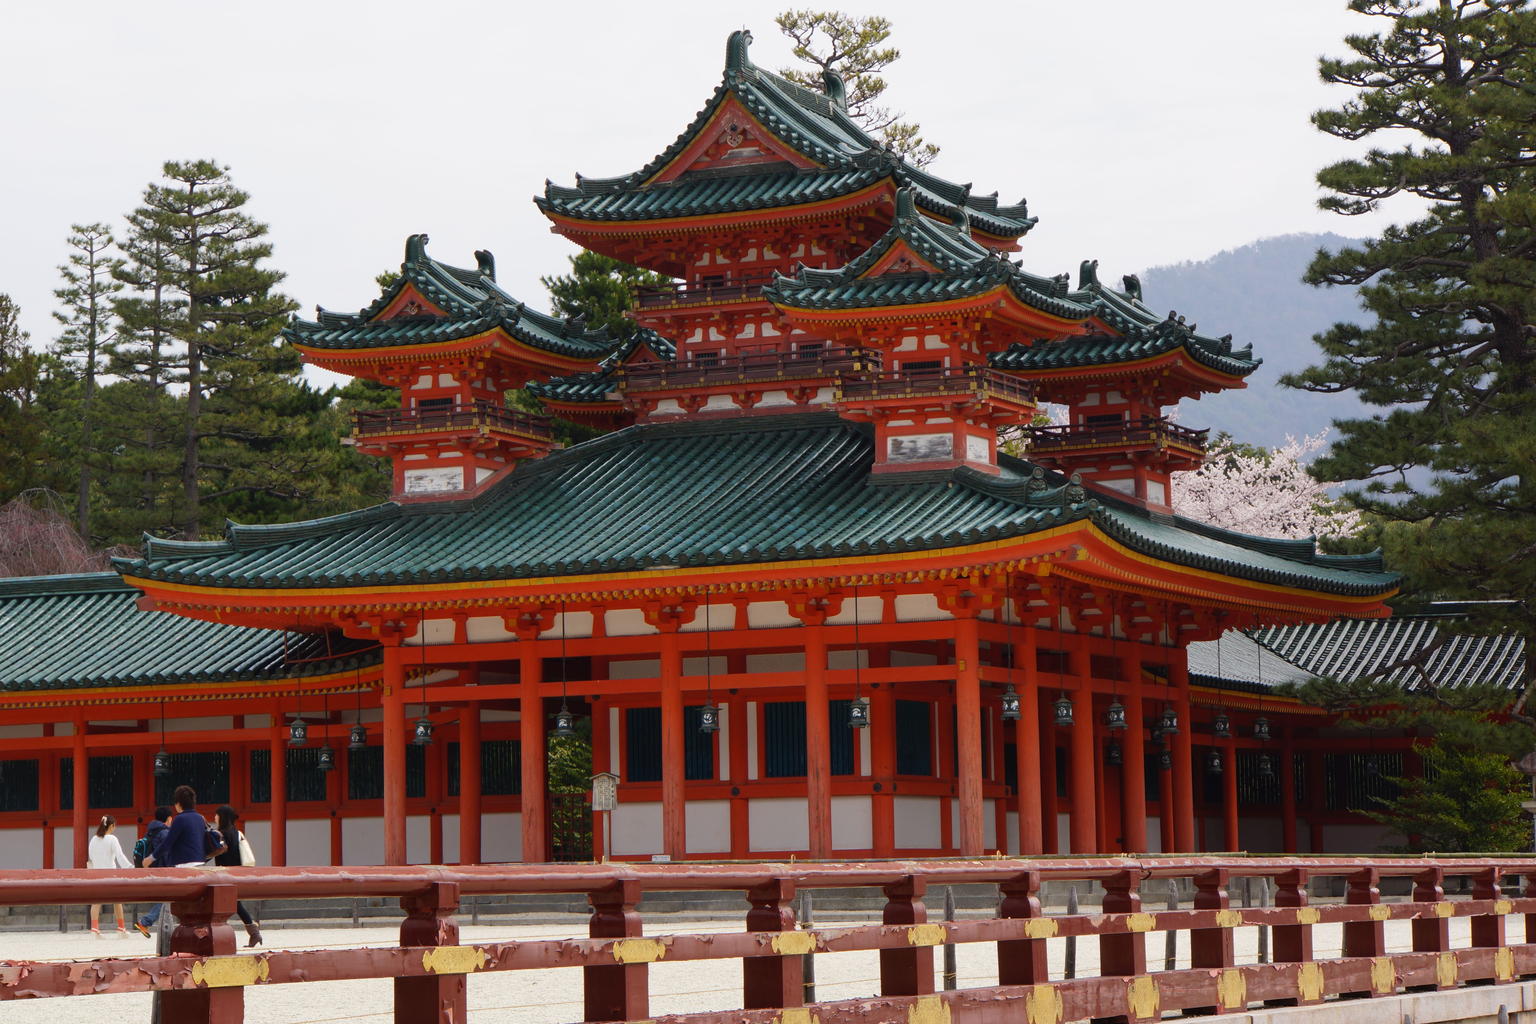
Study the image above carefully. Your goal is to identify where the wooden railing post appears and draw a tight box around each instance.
[1411,867,1452,991]
[586,880,648,1022]
[1471,866,1509,983]
[1101,870,1149,1023]
[1342,867,1387,998]
[881,875,934,997]
[395,880,466,1024]
[1269,869,1317,1006]
[1189,868,1233,1015]
[997,869,1048,986]
[164,883,242,1024]
[744,877,803,1010]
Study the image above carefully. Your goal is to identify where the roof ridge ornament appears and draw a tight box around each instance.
[405,233,429,265]
[1121,273,1142,301]
[894,187,917,221]
[822,69,847,111]
[474,250,496,281]
[1079,259,1100,289]
[726,29,753,76]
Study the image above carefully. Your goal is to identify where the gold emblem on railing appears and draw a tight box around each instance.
[1295,908,1321,925]
[1369,904,1391,921]
[1218,969,1246,1010]
[1496,899,1514,916]
[907,994,952,1024]
[421,946,489,975]
[1496,947,1515,982]
[771,931,818,956]
[1371,957,1395,994]
[612,938,668,963]
[907,924,948,946]
[1124,913,1156,933]
[777,1008,819,1024]
[1024,918,1059,939]
[1025,983,1063,1024]
[190,955,270,989]
[1296,961,1325,1002]
[1126,976,1159,1020]
[1215,910,1242,928]
[1437,951,1458,987]
[1436,901,1455,918]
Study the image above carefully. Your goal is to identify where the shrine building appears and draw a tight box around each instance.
[0,30,1403,868]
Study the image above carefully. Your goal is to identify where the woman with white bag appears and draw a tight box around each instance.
[213,804,262,947]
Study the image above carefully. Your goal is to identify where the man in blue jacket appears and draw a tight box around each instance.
[158,785,226,868]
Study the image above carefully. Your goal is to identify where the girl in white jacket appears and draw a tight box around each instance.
[86,815,132,936]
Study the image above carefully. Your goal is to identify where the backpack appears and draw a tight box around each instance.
[203,825,227,860]
[131,835,152,869]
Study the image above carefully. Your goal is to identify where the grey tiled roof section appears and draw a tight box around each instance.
[1251,614,1526,691]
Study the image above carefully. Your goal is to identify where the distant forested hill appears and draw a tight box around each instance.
[1137,233,1370,448]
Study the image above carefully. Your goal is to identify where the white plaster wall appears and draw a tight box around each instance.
[826,596,882,626]
[164,716,234,733]
[287,818,329,866]
[1146,817,1164,854]
[682,656,728,676]
[746,652,807,674]
[831,795,872,851]
[441,814,459,864]
[0,828,43,869]
[895,594,949,622]
[686,800,732,854]
[606,609,659,637]
[54,827,72,869]
[613,801,663,857]
[406,815,430,865]
[827,649,869,670]
[747,601,797,629]
[549,611,594,639]
[483,812,521,863]
[890,649,939,667]
[681,604,736,632]
[983,799,997,850]
[1005,812,1020,855]
[608,659,660,680]
[750,797,809,853]
[609,707,620,774]
[746,703,758,781]
[1056,813,1070,853]
[244,820,273,866]
[0,724,44,738]
[717,706,731,781]
[893,795,942,850]
[466,616,514,643]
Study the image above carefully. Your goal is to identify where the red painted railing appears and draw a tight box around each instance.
[621,346,869,391]
[837,365,1037,405]
[634,272,778,310]
[352,401,554,440]
[3,856,1535,1024]
[1028,417,1209,453]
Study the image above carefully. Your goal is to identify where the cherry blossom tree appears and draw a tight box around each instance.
[1172,431,1363,539]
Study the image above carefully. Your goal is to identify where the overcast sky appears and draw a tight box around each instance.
[6,0,1397,372]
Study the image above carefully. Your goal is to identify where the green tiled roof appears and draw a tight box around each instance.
[114,414,1395,599]
[0,573,376,691]
[285,234,618,361]
[537,31,1035,240]
[765,189,1090,320]
[526,329,674,405]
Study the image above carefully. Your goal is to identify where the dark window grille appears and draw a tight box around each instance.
[829,701,854,777]
[1236,749,1281,806]
[1002,743,1017,795]
[764,701,807,778]
[1324,751,1401,812]
[683,706,715,781]
[59,756,133,810]
[0,759,39,812]
[446,739,522,796]
[1144,753,1163,801]
[895,700,932,776]
[342,746,427,801]
[626,707,662,782]
[153,752,230,808]
[1055,746,1067,798]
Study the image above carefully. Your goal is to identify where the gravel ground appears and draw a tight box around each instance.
[0,916,1484,1023]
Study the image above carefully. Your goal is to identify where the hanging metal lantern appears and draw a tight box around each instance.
[1253,717,1272,742]
[1053,693,1074,728]
[287,716,308,747]
[552,703,575,738]
[348,723,367,751]
[152,748,172,777]
[847,696,870,730]
[698,703,720,735]
[1206,748,1224,775]
[1257,752,1276,782]
[317,745,336,773]
[1213,712,1231,739]
[1158,707,1179,735]
[1000,685,1022,722]
[1104,698,1127,732]
[1105,740,1123,766]
[1158,746,1173,771]
[412,714,435,746]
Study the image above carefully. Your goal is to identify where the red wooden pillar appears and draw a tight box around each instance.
[658,627,685,860]
[802,623,831,859]
[1041,686,1059,854]
[1271,869,1317,1004]
[1413,867,1452,966]
[998,869,1048,985]
[1121,672,1147,853]
[870,674,896,857]
[1068,634,1096,853]
[1099,870,1147,983]
[396,881,465,1022]
[728,651,750,859]
[1014,623,1042,855]
[1222,734,1239,850]
[1169,655,1195,852]
[880,876,933,996]
[459,700,482,865]
[519,637,547,863]
[1470,866,1507,966]
[163,883,240,1023]
[955,613,984,857]
[1280,727,1298,852]
[1190,868,1234,1014]
[40,747,55,870]
[586,880,648,1020]
[270,710,288,868]
[1343,867,1387,997]
[744,878,803,1008]
[382,644,407,866]
[70,714,86,869]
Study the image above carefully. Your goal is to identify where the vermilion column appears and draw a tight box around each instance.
[803,625,831,859]
[1014,624,1042,855]
[519,640,546,863]
[1223,735,1240,850]
[659,627,685,860]
[1068,634,1096,853]
[270,711,288,867]
[1280,727,1298,852]
[1121,673,1147,853]
[870,675,897,856]
[1041,686,1059,854]
[955,614,984,857]
[1169,654,1196,852]
[382,645,408,865]
[70,716,86,869]
[460,699,482,865]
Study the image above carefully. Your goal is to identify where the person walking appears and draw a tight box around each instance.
[158,785,226,868]
[86,816,132,937]
[213,805,262,947]
[132,805,174,938]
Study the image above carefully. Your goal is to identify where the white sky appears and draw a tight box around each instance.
[5,0,1396,372]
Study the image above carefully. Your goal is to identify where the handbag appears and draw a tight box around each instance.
[237,830,257,867]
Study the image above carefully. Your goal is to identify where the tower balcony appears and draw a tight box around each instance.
[836,366,1037,411]
[351,402,555,449]
[633,271,777,311]
[620,346,868,393]
[1027,417,1208,464]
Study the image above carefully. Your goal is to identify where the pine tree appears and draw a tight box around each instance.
[1283,1,1536,681]
[0,296,52,502]
[52,223,124,540]
[776,10,940,167]
[540,251,665,339]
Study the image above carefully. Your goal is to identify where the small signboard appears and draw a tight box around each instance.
[591,771,619,812]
